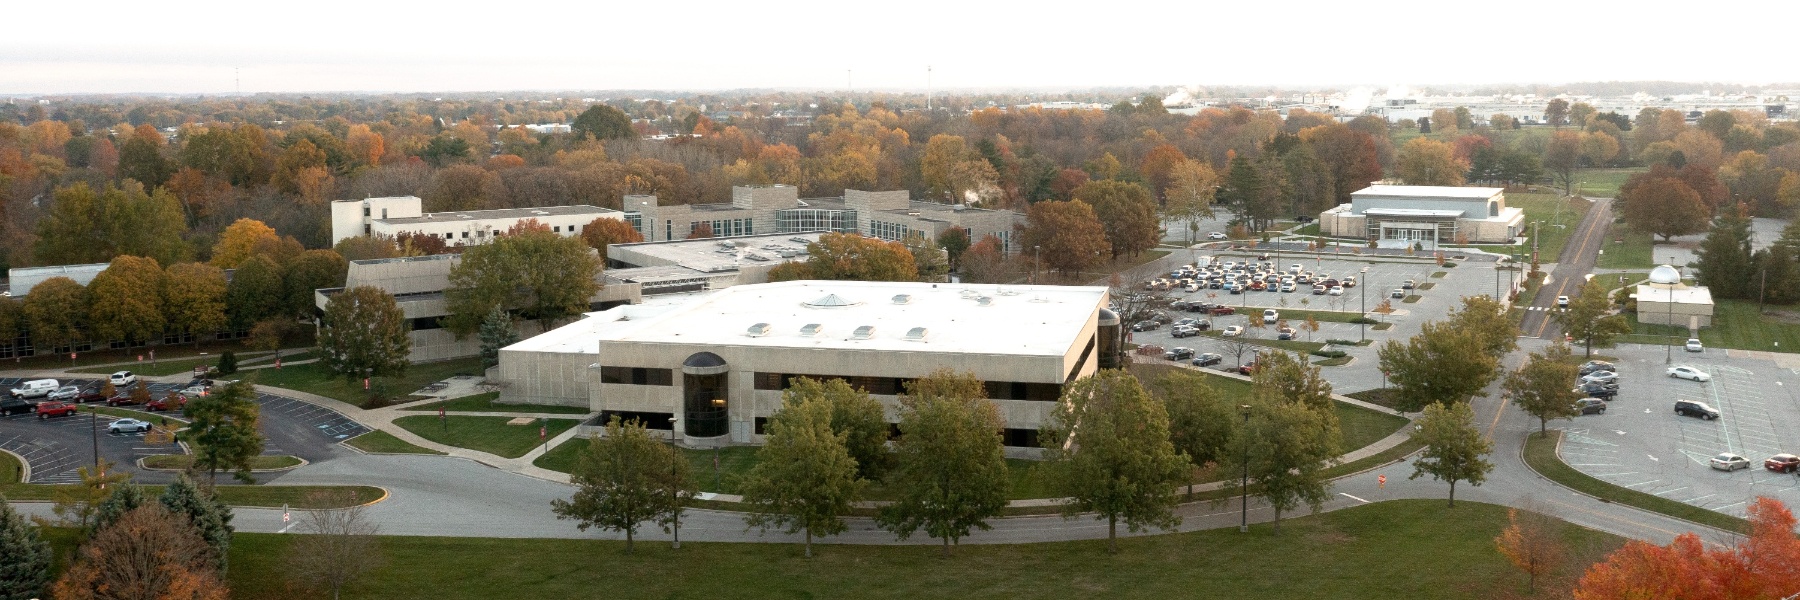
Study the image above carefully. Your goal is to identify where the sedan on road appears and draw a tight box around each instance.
[1766,454,1800,473]
[1574,398,1607,415]
[1711,453,1752,472]
[1208,232,1227,240]
[1164,347,1196,361]
[108,418,152,434]
[1668,366,1712,382]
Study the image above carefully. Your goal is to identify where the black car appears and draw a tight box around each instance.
[1579,361,1616,376]
[0,396,31,417]
[1131,320,1159,332]
[1575,398,1607,415]
[1164,347,1196,361]
[1191,353,1223,367]
[1675,400,1720,420]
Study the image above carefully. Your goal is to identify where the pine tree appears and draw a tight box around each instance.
[216,350,237,375]
[0,497,52,600]
[160,474,235,572]
[476,305,518,370]
[90,483,149,535]
[1694,204,1756,299]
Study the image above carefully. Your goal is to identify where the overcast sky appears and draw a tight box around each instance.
[4,0,1792,95]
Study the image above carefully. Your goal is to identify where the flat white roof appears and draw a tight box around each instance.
[380,205,621,226]
[611,232,824,273]
[1352,185,1504,200]
[506,292,715,354]
[578,280,1106,357]
[1364,208,1465,218]
[1635,284,1715,305]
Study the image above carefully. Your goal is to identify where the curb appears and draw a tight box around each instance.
[135,455,310,473]
[1,448,29,484]
[1518,429,1738,538]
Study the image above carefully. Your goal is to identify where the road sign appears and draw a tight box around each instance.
[282,503,290,525]
[540,425,547,440]
[1378,474,1387,489]
[363,377,370,390]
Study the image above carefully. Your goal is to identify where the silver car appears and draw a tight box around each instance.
[46,385,80,402]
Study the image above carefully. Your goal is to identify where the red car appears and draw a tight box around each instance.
[106,394,141,406]
[1209,306,1236,316]
[35,401,77,419]
[74,388,108,404]
[145,395,187,412]
[1766,454,1800,473]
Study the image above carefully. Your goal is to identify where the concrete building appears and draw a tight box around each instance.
[1318,185,1524,245]
[314,254,640,362]
[604,231,823,295]
[493,280,1117,448]
[626,185,1022,253]
[329,196,627,247]
[1634,264,1714,329]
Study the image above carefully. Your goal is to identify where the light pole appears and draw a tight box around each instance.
[1666,259,1676,364]
[1359,276,1366,342]
[1032,245,1041,285]
[89,405,99,469]
[1239,404,1252,533]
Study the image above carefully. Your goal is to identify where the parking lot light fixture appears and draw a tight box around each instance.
[1239,404,1252,533]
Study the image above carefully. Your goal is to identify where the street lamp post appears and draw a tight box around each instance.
[1667,259,1677,365]
[1032,245,1041,285]
[1359,276,1366,342]
[1239,404,1252,533]
[89,405,99,469]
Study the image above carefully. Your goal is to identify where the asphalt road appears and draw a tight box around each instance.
[1519,197,1614,339]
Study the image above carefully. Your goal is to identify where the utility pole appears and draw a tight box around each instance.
[1238,404,1251,533]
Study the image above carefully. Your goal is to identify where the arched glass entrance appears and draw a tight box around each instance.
[682,352,730,438]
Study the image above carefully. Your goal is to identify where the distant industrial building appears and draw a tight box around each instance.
[1318,185,1524,246]
[329,196,627,247]
[494,280,1116,448]
[624,185,1022,253]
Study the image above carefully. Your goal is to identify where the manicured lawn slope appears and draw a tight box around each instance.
[249,357,483,407]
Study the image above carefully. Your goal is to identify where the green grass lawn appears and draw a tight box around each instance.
[1194,330,1327,354]
[344,430,445,455]
[1596,224,1655,269]
[1401,295,1422,303]
[0,451,20,484]
[1574,167,1648,198]
[247,357,484,407]
[141,454,302,470]
[1131,363,1406,451]
[1508,193,1591,262]
[1622,299,1800,352]
[1524,430,1746,533]
[393,415,580,459]
[205,499,1621,600]
[70,353,255,376]
[0,483,382,508]
[401,391,592,415]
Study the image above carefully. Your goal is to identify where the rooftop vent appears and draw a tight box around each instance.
[746,323,771,337]
[852,325,876,339]
[531,210,549,215]
[904,327,928,341]
[804,293,859,309]
[800,323,822,337]
[891,294,912,305]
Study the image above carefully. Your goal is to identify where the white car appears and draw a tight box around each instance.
[1221,325,1245,337]
[1579,371,1620,385]
[1668,366,1712,382]
[1710,453,1751,472]
[108,418,151,434]
[1262,309,1279,322]
[1328,286,1344,296]
[109,371,137,386]
[1208,232,1227,240]
[1685,338,1704,352]
[1556,295,1570,308]
[1289,264,1304,273]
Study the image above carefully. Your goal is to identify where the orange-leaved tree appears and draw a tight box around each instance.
[1574,496,1800,600]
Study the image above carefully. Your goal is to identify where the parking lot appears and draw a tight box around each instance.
[1556,344,1800,518]
[0,376,367,483]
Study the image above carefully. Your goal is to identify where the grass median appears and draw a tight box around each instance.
[344,430,445,455]
[0,483,382,508]
[401,392,592,415]
[248,357,484,408]
[142,454,302,471]
[1522,430,1747,533]
[393,415,580,459]
[208,499,1620,600]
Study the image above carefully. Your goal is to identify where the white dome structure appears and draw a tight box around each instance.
[1648,265,1682,286]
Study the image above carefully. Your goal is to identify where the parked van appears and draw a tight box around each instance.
[9,379,59,399]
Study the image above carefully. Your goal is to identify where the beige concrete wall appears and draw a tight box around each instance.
[1637,301,1714,328]
[1321,208,1365,238]
[1461,219,1518,243]
[494,347,594,407]
[409,320,545,363]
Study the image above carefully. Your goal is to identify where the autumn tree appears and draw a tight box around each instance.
[1445,295,1519,358]
[1552,280,1633,356]
[1303,123,1385,204]
[775,231,919,283]
[333,233,402,261]
[741,395,865,558]
[21,276,86,352]
[1397,138,1464,186]
[904,232,949,281]
[185,380,265,484]
[551,417,692,554]
[1574,496,1800,600]
[1408,401,1492,507]
[1496,503,1567,594]
[1164,159,1219,243]
[225,255,284,329]
[1544,99,1571,127]
[1154,369,1238,497]
[1017,199,1108,275]
[317,286,411,384]
[1504,343,1584,436]
[117,126,175,188]
[209,218,280,269]
[1076,179,1159,260]
[34,182,188,266]
[445,225,601,335]
[1040,369,1188,553]
[572,105,636,141]
[88,255,165,350]
[959,234,1011,284]
[877,369,1010,554]
[1543,131,1583,195]
[1377,320,1501,411]
[1616,172,1708,241]
[287,489,382,600]
[52,505,227,600]
[0,497,52,600]
[162,263,229,346]
[283,249,349,318]
[579,216,644,261]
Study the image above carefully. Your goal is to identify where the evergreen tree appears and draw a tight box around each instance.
[90,483,149,535]
[216,350,237,375]
[1694,204,1756,299]
[186,380,267,483]
[0,497,52,600]
[477,305,518,370]
[159,474,235,573]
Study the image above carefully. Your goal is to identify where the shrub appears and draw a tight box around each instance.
[1349,317,1379,325]
[1441,261,1457,268]
[216,351,237,375]
[1309,350,1348,359]
[1325,339,1359,346]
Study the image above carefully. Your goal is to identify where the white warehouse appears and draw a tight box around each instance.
[330,196,628,247]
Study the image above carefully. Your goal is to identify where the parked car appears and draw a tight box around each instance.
[0,397,32,416]
[1262,309,1279,322]
[1574,383,1618,400]
[1391,289,1406,298]
[1574,398,1607,415]
[1131,320,1160,332]
[1668,365,1712,382]
[1150,312,1174,324]
[45,385,80,402]
[106,392,144,406]
[74,387,107,404]
[1171,325,1200,338]
[1312,285,1328,295]
[1579,371,1620,385]
[109,371,137,386]
[1675,400,1721,420]
[1164,347,1196,361]
[9,379,58,399]
[1686,338,1705,352]
[1280,283,1297,293]
[146,394,187,412]
[176,384,212,398]
[1277,327,1297,340]
[1402,279,1416,289]
[1711,453,1752,471]
[108,418,152,434]
[1341,276,1357,288]
[1766,454,1800,473]
[35,401,77,419]
[1222,325,1245,337]
[1578,361,1616,375]
[1208,231,1227,240]
[1556,295,1570,308]
[1209,306,1236,316]
[1191,353,1224,367]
